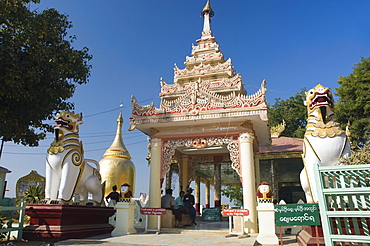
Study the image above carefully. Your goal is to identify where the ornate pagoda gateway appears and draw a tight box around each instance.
[129,0,271,233]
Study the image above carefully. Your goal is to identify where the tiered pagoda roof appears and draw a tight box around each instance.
[130,0,270,146]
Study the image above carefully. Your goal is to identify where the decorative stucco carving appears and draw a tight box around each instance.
[191,138,207,149]
[240,120,253,131]
[131,80,267,118]
[239,132,254,144]
[259,111,269,121]
[174,58,235,81]
[161,74,243,96]
[227,141,240,176]
[150,128,160,137]
[129,31,268,130]
[150,138,162,148]
[185,51,224,65]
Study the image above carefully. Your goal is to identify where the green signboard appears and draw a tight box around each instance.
[275,203,320,226]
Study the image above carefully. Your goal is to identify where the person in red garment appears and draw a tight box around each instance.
[120,183,133,202]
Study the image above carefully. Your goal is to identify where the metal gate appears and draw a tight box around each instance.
[313,164,370,245]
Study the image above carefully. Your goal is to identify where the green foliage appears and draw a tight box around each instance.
[0,0,92,146]
[268,88,307,138]
[21,184,45,204]
[221,184,243,207]
[335,57,370,147]
[0,216,12,240]
[339,143,370,165]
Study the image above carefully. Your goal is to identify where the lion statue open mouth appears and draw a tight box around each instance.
[300,84,350,203]
[43,111,105,205]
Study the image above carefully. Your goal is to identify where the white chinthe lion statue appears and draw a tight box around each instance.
[300,84,351,203]
[43,111,105,205]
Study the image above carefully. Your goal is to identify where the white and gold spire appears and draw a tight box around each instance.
[201,0,215,38]
[166,0,238,89]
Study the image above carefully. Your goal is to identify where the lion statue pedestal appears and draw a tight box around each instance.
[23,204,115,242]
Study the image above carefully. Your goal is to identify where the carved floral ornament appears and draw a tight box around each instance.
[191,39,219,53]
[160,74,243,95]
[191,138,207,149]
[130,80,267,119]
[174,58,234,79]
[185,51,223,65]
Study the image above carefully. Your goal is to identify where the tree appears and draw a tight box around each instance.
[21,184,45,204]
[268,88,307,138]
[221,184,243,207]
[335,57,370,147]
[0,0,92,147]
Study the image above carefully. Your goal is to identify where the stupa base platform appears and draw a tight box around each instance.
[23,204,115,242]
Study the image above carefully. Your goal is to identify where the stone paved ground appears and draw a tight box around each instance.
[2,233,299,246]
[3,219,300,246]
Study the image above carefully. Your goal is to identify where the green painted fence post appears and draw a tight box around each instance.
[17,201,26,240]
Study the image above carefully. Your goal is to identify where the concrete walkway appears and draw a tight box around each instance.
[58,230,299,246]
[9,219,300,246]
[58,231,258,246]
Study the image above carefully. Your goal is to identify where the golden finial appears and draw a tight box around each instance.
[202,0,214,18]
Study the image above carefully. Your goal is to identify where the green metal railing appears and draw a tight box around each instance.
[0,201,26,240]
[313,164,370,246]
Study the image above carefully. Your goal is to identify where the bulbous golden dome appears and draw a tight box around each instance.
[99,112,136,197]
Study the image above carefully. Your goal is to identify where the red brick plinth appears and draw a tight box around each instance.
[23,204,115,242]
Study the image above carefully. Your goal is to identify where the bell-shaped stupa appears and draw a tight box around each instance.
[99,112,136,196]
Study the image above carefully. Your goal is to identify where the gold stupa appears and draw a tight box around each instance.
[99,112,136,196]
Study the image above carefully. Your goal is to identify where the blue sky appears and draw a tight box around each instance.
[2,0,370,201]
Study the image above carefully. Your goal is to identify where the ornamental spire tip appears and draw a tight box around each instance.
[201,0,214,38]
[202,0,214,18]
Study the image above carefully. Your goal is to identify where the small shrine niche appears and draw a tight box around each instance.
[16,170,45,200]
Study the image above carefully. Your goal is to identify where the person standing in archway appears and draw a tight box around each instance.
[183,187,196,225]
